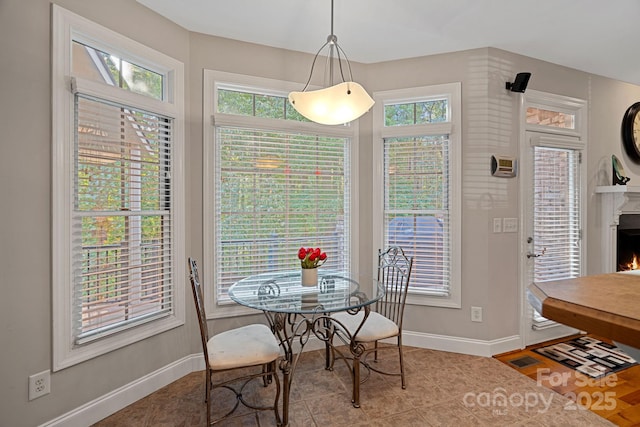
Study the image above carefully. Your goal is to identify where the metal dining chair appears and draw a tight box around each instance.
[329,246,413,407]
[188,258,281,425]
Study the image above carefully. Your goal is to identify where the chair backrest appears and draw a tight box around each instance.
[375,246,413,329]
[188,258,210,366]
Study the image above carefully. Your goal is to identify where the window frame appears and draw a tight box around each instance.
[372,83,461,308]
[52,5,185,371]
[519,90,587,339]
[203,70,359,318]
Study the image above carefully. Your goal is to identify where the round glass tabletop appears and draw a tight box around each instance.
[228,270,384,314]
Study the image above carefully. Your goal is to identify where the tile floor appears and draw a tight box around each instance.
[93,345,615,426]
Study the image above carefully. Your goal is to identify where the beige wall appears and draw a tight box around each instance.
[1,1,193,426]
[2,0,640,425]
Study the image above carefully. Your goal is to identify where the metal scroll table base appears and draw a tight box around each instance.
[262,304,371,426]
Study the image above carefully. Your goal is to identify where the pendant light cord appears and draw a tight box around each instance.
[300,0,354,92]
[330,0,334,36]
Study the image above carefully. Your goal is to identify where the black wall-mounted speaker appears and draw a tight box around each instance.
[505,72,531,93]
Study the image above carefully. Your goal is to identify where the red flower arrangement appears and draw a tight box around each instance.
[298,247,327,269]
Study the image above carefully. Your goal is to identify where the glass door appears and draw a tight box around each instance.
[522,132,582,345]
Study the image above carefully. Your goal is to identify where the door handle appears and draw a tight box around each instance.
[527,248,546,258]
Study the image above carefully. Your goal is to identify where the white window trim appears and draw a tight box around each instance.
[372,82,461,308]
[203,70,359,318]
[518,90,588,344]
[52,5,185,371]
[523,90,586,138]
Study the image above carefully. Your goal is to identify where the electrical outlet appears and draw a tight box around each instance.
[471,306,483,322]
[493,218,502,233]
[29,370,50,400]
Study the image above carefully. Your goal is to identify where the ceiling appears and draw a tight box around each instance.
[136,0,640,85]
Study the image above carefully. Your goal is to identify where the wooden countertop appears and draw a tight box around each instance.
[529,272,640,349]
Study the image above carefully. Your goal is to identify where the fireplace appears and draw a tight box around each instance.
[597,185,640,273]
[617,214,640,271]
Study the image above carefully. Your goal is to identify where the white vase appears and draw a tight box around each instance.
[301,268,318,286]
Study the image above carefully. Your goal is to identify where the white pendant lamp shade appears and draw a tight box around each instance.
[288,0,374,126]
[289,81,374,126]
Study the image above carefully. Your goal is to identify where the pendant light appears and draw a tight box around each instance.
[288,0,374,125]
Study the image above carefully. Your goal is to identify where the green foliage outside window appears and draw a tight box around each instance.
[219,129,345,242]
[213,83,349,293]
[73,41,163,100]
[385,136,447,212]
[385,99,447,126]
[218,89,309,122]
[217,126,347,291]
[76,99,168,249]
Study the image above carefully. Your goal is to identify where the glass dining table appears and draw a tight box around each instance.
[228,270,384,427]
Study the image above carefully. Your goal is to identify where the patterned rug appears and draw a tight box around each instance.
[534,336,637,378]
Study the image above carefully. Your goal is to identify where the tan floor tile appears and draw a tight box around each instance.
[93,346,619,427]
[304,391,369,426]
[416,400,485,426]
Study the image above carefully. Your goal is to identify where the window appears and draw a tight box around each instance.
[373,83,461,308]
[71,40,164,100]
[526,107,575,129]
[52,6,185,370]
[532,146,581,282]
[203,71,356,317]
[523,92,584,137]
[217,88,307,121]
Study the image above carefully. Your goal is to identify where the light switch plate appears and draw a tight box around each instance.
[471,306,483,322]
[503,218,518,233]
[493,218,502,233]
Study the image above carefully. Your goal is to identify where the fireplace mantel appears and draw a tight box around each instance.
[595,186,640,193]
[596,186,640,223]
[596,186,640,272]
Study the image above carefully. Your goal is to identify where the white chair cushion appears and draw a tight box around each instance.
[332,311,399,343]
[208,324,280,370]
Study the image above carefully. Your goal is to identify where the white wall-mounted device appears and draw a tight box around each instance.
[491,155,517,178]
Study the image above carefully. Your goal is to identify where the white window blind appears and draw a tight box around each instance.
[215,126,350,302]
[383,135,450,296]
[532,146,581,283]
[53,5,184,370]
[74,93,173,343]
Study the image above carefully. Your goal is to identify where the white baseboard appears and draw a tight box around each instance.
[401,331,522,357]
[41,331,522,425]
[40,355,201,427]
